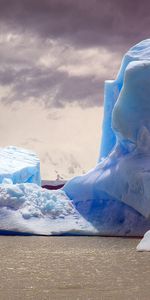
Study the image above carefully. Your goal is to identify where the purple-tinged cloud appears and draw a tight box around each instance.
[0,0,149,107]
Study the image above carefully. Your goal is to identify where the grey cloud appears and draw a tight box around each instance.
[0,65,103,107]
[0,0,149,108]
[0,68,16,85]
[0,0,149,50]
[55,74,104,107]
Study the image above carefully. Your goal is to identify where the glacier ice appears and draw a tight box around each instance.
[0,146,41,186]
[1,40,150,239]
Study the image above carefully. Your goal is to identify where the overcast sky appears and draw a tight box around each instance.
[0,0,149,179]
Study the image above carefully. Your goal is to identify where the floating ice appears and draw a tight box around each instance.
[1,40,150,240]
[136,230,150,251]
[0,146,41,186]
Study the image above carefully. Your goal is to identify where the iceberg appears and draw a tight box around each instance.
[0,146,41,186]
[136,230,150,251]
[63,39,150,235]
[1,40,150,241]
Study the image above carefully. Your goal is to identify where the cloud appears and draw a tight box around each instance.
[0,0,149,48]
[0,31,121,107]
[0,0,149,107]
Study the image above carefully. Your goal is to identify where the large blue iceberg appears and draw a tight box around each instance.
[1,39,150,237]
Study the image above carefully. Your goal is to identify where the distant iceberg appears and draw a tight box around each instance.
[0,146,41,186]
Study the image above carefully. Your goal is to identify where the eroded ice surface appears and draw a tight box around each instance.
[0,146,41,186]
[63,41,150,240]
[0,183,96,235]
[64,53,150,220]
[100,39,150,159]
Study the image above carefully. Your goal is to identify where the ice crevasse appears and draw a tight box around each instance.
[1,40,150,250]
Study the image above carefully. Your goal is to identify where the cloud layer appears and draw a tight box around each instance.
[1,0,149,107]
[0,0,149,48]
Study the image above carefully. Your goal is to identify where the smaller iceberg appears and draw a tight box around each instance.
[0,146,97,235]
[136,230,150,251]
[0,146,41,185]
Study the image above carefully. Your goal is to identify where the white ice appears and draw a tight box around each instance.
[0,182,97,235]
[137,230,150,251]
[0,146,41,186]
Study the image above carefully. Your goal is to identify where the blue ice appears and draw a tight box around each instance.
[1,40,150,236]
[63,40,150,234]
[0,146,41,185]
[99,39,150,159]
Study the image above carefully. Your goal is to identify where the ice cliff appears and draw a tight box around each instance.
[1,40,150,245]
[0,146,41,186]
[100,39,150,159]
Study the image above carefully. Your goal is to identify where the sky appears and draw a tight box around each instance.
[0,0,150,179]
